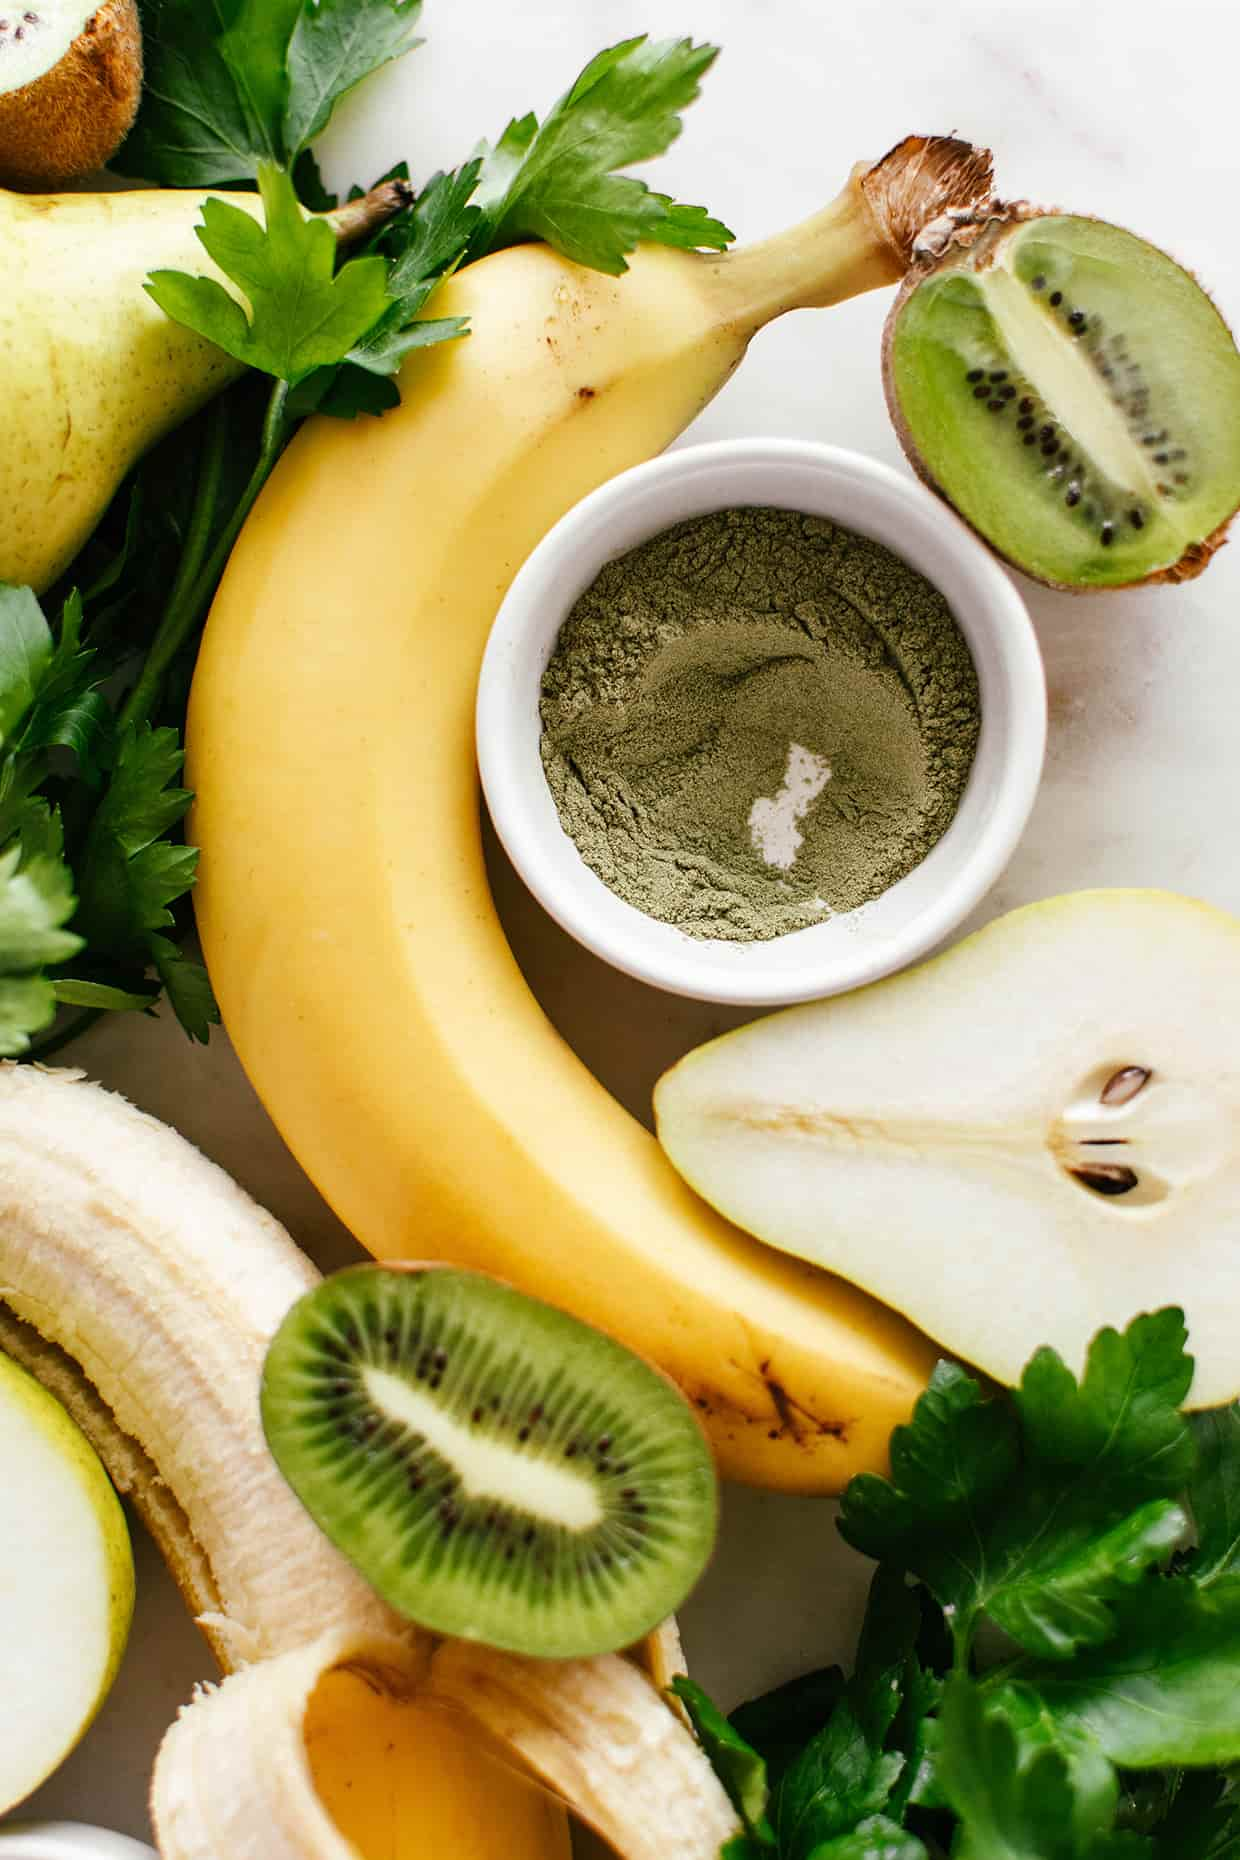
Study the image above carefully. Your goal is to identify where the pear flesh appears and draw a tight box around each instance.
[655,890,1240,1406]
[0,186,251,593]
[0,1352,134,1812]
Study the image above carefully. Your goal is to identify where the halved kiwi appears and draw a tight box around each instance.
[0,0,142,189]
[885,212,1240,589]
[261,1265,718,1659]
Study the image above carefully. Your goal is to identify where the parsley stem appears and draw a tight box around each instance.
[162,397,230,628]
[118,379,292,735]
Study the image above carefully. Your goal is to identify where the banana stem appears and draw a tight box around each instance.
[118,379,291,734]
[698,134,995,336]
[326,177,415,249]
[701,172,903,332]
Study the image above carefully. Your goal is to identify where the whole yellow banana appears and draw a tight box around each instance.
[189,137,992,1493]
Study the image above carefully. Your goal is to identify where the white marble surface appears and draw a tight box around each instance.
[22,0,1240,1839]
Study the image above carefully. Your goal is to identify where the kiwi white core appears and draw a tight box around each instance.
[0,3,99,93]
[363,1364,604,1530]
[982,261,1169,514]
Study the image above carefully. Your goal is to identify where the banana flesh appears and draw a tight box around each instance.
[188,137,993,1491]
[0,1064,736,1860]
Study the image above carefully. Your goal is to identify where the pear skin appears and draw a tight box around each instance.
[0,184,253,593]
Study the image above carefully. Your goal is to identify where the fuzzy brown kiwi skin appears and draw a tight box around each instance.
[882,203,1238,593]
[0,0,142,189]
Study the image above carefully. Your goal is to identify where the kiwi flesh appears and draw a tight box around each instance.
[885,212,1240,589]
[0,0,142,189]
[261,1265,719,1659]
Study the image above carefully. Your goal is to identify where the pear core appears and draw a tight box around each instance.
[0,0,142,188]
[655,890,1240,1406]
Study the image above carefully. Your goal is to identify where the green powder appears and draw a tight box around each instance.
[539,506,981,942]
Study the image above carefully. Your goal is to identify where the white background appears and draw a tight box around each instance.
[25,0,1240,1838]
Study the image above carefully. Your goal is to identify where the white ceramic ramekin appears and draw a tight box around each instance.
[477,438,1046,1008]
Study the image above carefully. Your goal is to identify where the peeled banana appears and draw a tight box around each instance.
[0,1064,735,1860]
[188,136,993,1492]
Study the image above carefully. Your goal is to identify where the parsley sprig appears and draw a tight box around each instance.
[678,1311,1240,1860]
[0,7,733,1055]
[0,582,212,1055]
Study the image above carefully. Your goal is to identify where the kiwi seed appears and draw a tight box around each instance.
[261,1264,719,1659]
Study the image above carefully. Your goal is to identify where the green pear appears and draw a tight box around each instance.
[0,1351,134,1812]
[655,890,1240,1405]
[1,177,405,595]
[1,183,252,594]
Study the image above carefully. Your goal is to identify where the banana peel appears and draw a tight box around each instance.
[0,1064,736,1860]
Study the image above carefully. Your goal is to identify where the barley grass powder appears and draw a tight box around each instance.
[539,506,981,942]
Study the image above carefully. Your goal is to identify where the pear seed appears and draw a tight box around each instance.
[1070,1163,1140,1197]
[1101,1064,1151,1106]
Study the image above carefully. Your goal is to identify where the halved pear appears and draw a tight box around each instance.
[0,1352,134,1813]
[655,890,1240,1405]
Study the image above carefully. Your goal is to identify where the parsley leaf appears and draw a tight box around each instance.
[386,162,483,289]
[312,164,479,410]
[848,1567,922,1753]
[758,1573,936,1860]
[284,0,423,159]
[1187,1406,1240,1587]
[730,1670,847,1787]
[1014,1576,1240,1769]
[216,0,303,163]
[0,585,110,781]
[935,1677,1150,1860]
[683,1573,943,1860]
[274,163,480,419]
[0,841,82,1056]
[17,592,111,781]
[804,1822,926,1859]
[118,0,423,183]
[0,586,53,746]
[772,1703,905,1860]
[146,164,393,387]
[672,1679,774,1844]
[116,0,256,186]
[838,1312,1194,1664]
[467,36,735,273]
[74,727,199,958]
[149,935,219,1044]
[0,842,82,975]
